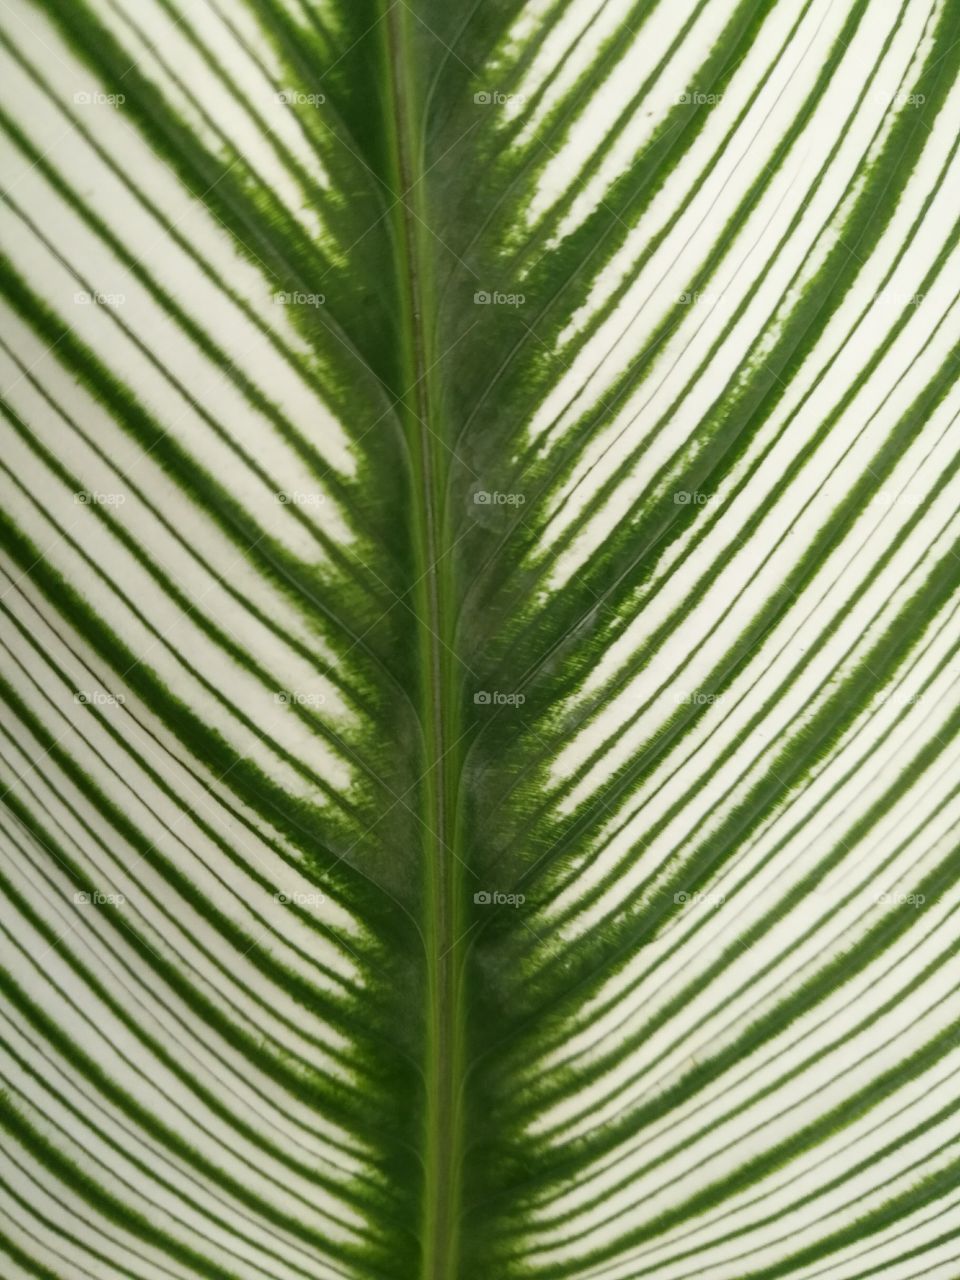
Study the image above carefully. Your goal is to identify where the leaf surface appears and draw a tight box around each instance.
[2,1,960,1278]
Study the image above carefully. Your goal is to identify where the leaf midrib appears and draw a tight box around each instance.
[381,6,465,1278]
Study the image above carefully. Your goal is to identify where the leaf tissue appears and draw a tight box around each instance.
[2,1,960,1278]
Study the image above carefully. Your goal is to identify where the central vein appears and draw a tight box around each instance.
[381,5,465,1277]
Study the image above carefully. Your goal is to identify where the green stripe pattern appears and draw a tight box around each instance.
[2,0,960,1277]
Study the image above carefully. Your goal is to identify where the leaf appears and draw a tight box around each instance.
[2,0,960,1278]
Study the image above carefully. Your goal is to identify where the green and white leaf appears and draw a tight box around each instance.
[2,0,960,1277]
